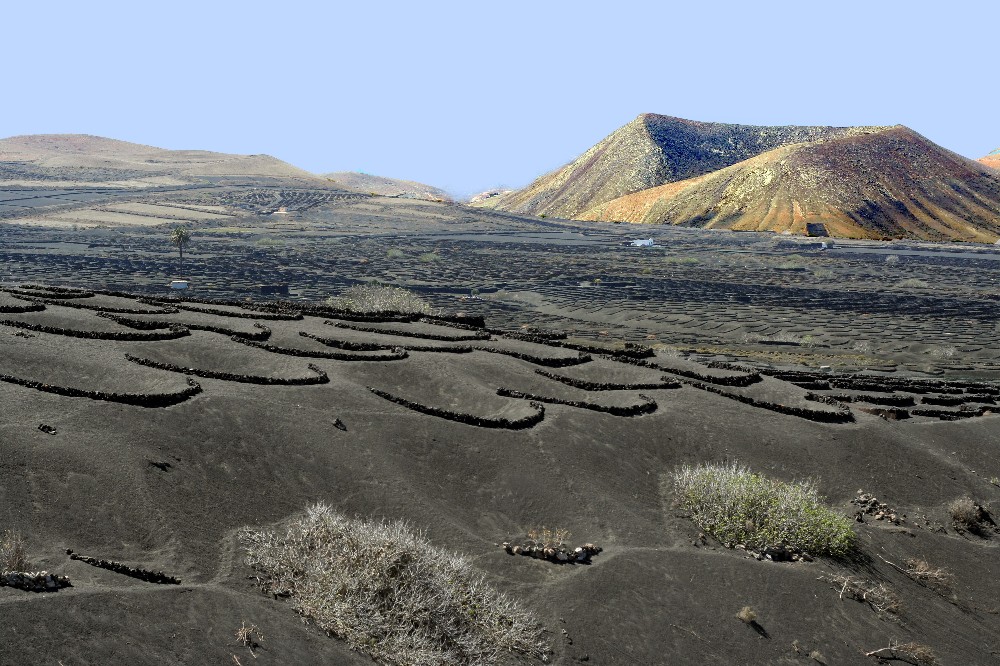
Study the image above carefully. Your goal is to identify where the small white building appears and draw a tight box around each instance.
[168,279,189,291]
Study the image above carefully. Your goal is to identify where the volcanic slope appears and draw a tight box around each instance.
[323,171,452,201]
[3,286,1000,664]
[981,147,1000,170]
[579,126,1000,241]
[0,134,322,188]
[481,114,884,219]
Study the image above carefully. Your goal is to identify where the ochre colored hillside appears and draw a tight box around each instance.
[483,114,884,219]
[580,127,1000,242]
[981,148,1000,170]
[0,134,320,185]
[324,171,452,201]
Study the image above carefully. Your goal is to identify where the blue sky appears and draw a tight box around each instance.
[5,1,997,197]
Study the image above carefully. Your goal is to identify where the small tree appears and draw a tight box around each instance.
[170,226,192,263]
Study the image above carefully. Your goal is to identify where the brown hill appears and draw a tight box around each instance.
[323,171,452,201]
[580,126,1000,241]
[0,134,321,186]
[483,114,885,219]
[981,148,1000,170]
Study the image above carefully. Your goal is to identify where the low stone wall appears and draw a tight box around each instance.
[232,337,409,361]
[368,387,545,429]
[0,319,191,341]
[168,303,303,321]
[617,356,762,387]
[477,346,593,368]
[0,301,46,314]
[534,369,680,391]
[326,321,491,342]
[0,371,202,407]
[124,355,330,385]
[34,297,177,315]
[911,406,990,421]
[685,380,854,423]
[823,393,916,407]
[300,332,394,351]
[99,313,272,341]
[497,387,658,417]
[67,550,180,584]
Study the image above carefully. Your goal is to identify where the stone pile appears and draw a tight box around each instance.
[501,541,602,564]
[851,490,904,524]
[1,570,71,592]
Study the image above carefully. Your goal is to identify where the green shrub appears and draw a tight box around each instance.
[327,284,433,315]
[418,252,440,263]
[239,504,548,665]
[671,462,855,556]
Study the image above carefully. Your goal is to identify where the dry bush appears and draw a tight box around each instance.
[904,559,953,592]
[865,640,937,665]
[234,621,264,650]
[240,504,548,665]
[821,574,901,617]
[327,284,433,315]
[0,530,28,571]
[948,497,991,534]
[672,462,855,556]
[736,606,757,623]
[526,527,569,549]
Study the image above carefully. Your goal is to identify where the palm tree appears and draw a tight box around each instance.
[170,226,192,263]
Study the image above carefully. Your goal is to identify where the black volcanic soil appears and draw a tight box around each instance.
[2,288,1000,665]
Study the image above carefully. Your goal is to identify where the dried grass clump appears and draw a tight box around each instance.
[0,530,28,571]
[865,640,937,665]
[736,606,757,623]
[904,558,953,591]
[948,497,992,535]
[328,284,433,315]
[672,463,855,557]
[821,574,902,617]
[239,504,548,665]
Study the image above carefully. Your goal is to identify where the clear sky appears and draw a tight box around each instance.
[5,1,997,198]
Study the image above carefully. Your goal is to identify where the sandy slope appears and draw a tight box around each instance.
[2,289,1000,664]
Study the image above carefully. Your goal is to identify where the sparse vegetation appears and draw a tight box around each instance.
[234,621,264,655]
[0,530,28,571]
[239,504,549,665]
[865,640,937,665]
[671,462,855,556]
[821,574,901,617]
[736,606,757,623]
[904,558,953,592]
[386,248,405,259]
[948,497,992,534]
[418,252,440,263]
[526,526,570,549]
[327,284,433,315]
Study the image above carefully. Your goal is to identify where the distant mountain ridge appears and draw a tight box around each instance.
[481,114,887,219]
[580,126,1000,241]
[323,172,452,201]
[0,134,321,187]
